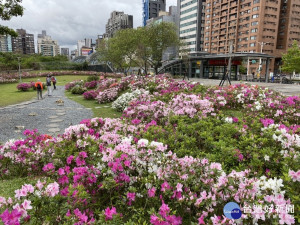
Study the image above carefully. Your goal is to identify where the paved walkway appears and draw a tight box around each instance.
[0,86,93,143]
[183,78,300,96]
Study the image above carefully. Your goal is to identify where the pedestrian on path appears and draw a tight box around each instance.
[34,79,43,100]
[51,76,57,90]
[46,75,52,96]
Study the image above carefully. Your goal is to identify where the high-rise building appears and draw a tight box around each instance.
[143,0,166,26]
[61,48,69,57]
[178,0,206,53]
[12,29,35,54]
[37,30,60,56]
[0,35,12,52]
[85,39,92,48]
[77,40,85,56]
[105,11,133,38]
[203,0,300,74]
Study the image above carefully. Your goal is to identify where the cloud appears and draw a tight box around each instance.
[1,0,177,51]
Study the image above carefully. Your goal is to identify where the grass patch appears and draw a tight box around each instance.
[0,75,90,107]
[0,177,39,198]
[65,91,122,118]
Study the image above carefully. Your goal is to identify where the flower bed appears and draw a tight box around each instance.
[0,75,299,224]
[0,71,125,84]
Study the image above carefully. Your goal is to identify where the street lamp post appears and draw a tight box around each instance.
[257,42,269,82]
[17,57,21,83]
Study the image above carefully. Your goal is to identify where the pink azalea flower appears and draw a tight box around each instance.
[0,209,22,225]
[42,163,55,172]
[289,170,300,182]
[104,207,117,220]
[66,155,74,165]
[198,215,206,224]
[161,181,171,192]
[159,202,170,218]
[148,187,156,198]
[45,182,59,197]
[36,180,44,190]
[21,200,32,210]
[127,192,136,205]
[279,212,295,225]
[166,215,182,225]
[58,168,65,176]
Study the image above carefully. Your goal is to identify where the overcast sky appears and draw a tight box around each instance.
[1,0,177,51]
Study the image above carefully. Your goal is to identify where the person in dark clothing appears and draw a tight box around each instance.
[46,75,52,96]
[51,76,57,90]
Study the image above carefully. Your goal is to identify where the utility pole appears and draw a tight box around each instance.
[17,57,21,83]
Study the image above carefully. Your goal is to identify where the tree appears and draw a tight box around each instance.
[98,22,180,75]
[282,41,300,74]
[141,22,180,74]
[0,0,24,37]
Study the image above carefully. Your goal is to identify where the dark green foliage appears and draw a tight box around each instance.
[87,75,100,82]
[0,0,24,37]
[71,85,87,94]
[141,115,299,178]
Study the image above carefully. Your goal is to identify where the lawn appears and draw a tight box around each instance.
[0,75,91,107]
[0,177,39,198]
[65,91,122,118]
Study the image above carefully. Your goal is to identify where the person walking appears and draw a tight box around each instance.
[51,76,57,90]
[46,75,52,96]
[34,79,43,100]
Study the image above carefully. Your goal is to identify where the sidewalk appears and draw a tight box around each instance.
[0,86,93,143]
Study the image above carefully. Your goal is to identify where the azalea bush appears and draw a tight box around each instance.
[96,87,119,104]
[16,83,32,91]
[112,89,147,112]
[83,90,99,100]
[0,120,297,224]
[84,80,98,89]
[65,80,84,91]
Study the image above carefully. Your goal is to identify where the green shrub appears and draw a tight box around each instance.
[86,75,99,82]
[71,85,87,94]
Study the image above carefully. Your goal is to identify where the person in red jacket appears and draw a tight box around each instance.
[35,79,43,100]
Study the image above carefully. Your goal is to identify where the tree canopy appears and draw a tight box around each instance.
[0,0,24,37]
[97,22,180,75]
[281,41,300,73]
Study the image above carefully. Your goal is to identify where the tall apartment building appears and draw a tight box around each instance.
[105,11,133,38]
[0,35,12,52]
[203,0,300,74]
[12,29,35,54]
[37,30,60,56]
[178,0,206,53]
[61,48,70,57]
[143,0,166,26]
[85,39,92,48]
[77,40,86,57]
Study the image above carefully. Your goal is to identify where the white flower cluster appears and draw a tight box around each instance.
[253,101,262,111]
[112,89,148,112]
[256,176,285,195]
[224,117,233,123]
